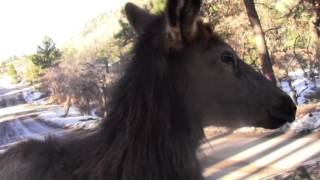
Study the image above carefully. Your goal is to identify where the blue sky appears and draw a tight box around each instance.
[0,0,127,60]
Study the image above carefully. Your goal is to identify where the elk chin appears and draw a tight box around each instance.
[253,110,295,130]
[202,116,250,129]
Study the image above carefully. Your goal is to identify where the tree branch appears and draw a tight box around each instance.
[254,2,274,10]
[265,26,282,33]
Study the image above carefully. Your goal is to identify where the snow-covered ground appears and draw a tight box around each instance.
[23,90,44,104]
[289,112,320,132]
[280,70,319,105]
[22,88,101,130]
[280,70,320,132]
[39,107,100,130]
[0,76,15,89]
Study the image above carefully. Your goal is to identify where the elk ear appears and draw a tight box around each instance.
[125,3,154,35]
[166,0,201,43]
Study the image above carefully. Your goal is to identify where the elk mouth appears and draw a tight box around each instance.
[263,109,295,129]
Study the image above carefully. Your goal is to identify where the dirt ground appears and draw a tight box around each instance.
[201,128,320,179]
[267,104,320,179]
[266,160,320,179]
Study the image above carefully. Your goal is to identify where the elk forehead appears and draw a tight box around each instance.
[169,20,223,49]
[190,21,223,47]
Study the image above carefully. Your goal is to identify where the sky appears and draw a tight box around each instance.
[0,0,127,60]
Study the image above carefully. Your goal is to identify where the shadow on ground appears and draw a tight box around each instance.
[200,130,320,179]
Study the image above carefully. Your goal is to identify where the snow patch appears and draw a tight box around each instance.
[38,107,101,130]
[277,70,320,133]
[287,112,320,132]
[21,88,101,130]
[90,108,99,117]
[0,76,15,89]
[13,119,44,141]
[280,78,316,105]
[22,90,43,103]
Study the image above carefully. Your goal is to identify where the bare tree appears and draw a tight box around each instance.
[45,60,101,117]
[82,59,113,118]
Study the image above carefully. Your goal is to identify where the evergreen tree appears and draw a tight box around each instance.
[31,36,61,69]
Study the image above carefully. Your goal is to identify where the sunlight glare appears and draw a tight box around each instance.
[0,0,128,60]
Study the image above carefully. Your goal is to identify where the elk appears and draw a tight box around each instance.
[0,0,296,179]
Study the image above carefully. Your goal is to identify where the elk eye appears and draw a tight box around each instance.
[221,52,234,64]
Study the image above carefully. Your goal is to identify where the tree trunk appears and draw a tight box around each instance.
[102,60,109,119]
[310,0,320,72]
[63,96,72,117]
[243,0,277,84]
[86,98,90,115]
[102,86,108,119]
